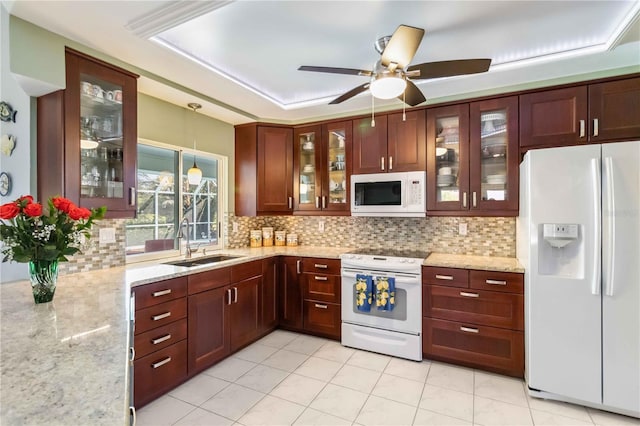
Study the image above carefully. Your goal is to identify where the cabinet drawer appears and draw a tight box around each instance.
[134,277,187,310]
[470,270,523,294]
[135,298,187,335]
[231,259,262,283]
[301,257,341,275]
[422,266,469,288]
[303,300,341,339]
[135,318,187,359]
[134,340,187,407]
[423,317,524,377]
[424,285,523,330]
[188,267,231,295]
[303,273,341,303]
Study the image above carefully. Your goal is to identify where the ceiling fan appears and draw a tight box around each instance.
[299,25,492,107]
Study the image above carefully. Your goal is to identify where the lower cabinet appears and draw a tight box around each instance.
[187,286,229,374]
[279,257,304,331]
[303,300,341,338]
[229,275,261,352]
[300,257,342,340]
[261,257,279,333]
[422,266,524,377]
[134,341,188,407]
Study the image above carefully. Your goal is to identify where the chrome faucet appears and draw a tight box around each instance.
[178,217,199,259]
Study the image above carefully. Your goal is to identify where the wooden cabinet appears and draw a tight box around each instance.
[422,266,524,377]
[37,47,138,218]
[427,97,518,216]
[132,277,188,407]
[294,121,352,214]
[229,261,262,352]
[301,257,341,339]
[279,257,304,331]
[352,111,426,174]
[261,257,279,333]
[187,285,229,374]
[520,77,640,150]
[235,124,293,216]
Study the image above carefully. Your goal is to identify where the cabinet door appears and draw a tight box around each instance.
[519,86,588,149]
[257,126,293,213]
[294,125,322,211]
[303,300,341,339]
[261,257,278,332]
[589,77,640,142]
[322,121,352,213]
[469,97,519,213]
[352,116,388,174]
[279,257,303,330]
[426,104,470,212]
[229,276,261,352]
[387,110,426,172]
[187,287,229,374]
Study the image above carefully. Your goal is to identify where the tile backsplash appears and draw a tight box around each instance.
[225,214,515,257]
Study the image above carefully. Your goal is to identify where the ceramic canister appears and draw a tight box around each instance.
[275,230,286,246]
[262,227,274,247]
[250,230,262,247]
[286,233,298,246]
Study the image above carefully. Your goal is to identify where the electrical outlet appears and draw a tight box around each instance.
[318,220,325,232]
[232,222,238,233]
[99,227,116,244]
[459,223,468,236]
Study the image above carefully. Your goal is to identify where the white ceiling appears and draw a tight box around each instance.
[6,1,640,125]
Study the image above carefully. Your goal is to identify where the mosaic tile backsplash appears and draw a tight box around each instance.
[225,214,516,258]
[58,218,126,275]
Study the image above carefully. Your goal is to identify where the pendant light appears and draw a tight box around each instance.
[187,102,202,185]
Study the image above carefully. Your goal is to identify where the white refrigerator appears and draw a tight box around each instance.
[517,142,640,418]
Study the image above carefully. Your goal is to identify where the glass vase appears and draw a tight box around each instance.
[28,260,59,304]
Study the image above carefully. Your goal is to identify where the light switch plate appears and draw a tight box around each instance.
[99,227,116,244]
[318,221,325,232]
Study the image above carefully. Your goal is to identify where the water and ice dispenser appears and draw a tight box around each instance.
[539,223,584,278]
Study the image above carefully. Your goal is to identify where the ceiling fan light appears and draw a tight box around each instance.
[370,75,407,99]
[187,162,202,185]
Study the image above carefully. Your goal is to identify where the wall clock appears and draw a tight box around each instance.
[0,172,11,196]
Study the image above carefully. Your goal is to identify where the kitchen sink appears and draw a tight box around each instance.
[163,255,243,268]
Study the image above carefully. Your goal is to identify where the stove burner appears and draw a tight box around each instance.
[349,248,429,260]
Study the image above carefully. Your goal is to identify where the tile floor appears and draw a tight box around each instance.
[138,330,640,426]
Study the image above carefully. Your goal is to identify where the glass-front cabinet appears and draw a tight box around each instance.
[469,97,519,213]
[38,48,138,218]
[294,121,352,214]
[427,97,518,215]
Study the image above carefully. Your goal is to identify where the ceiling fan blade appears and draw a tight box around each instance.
[381,25,425,70]
[329,82,371,104]
[298,66,372,77]
[400,80,426,107]
[407,59,492,80]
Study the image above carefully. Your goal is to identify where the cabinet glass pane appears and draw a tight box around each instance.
[299,132,317,205]
[327,129,347,205]
[435,116,460,202]
[79,74,124,199]
[480,109,508,201]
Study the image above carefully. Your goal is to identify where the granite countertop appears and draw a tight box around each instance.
[0,246,522,425]
[424,252,524,273]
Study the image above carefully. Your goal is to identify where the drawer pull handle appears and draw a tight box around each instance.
[314,276,328,281]
[460,292,479,298]
[435,274,454,280]
[314,303,328,309]
[130,406,136,426]
[129,346,135,362]
[152,334,172,345]
[152,289,172,297]
[227,289,233,305]
[485,279,507,286]
[460,326,479,333]
[152,356,172,369]
[233,287,238,304]
[314,264,328,269]
[152,312,171,321]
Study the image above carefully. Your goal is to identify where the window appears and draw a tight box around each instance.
[125,141,225,257]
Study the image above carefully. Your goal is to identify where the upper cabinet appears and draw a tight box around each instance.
[37,48,138,218]
[520,77,640,150]
[352,111,426,174]
[427,97,518,216]
[235,124,293,216]
[294,121,352,215]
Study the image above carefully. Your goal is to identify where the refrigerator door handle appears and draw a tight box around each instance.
[591,158,602,296]
[603,156,615,297]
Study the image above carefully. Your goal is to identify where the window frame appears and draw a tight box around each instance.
[125,138,227,264]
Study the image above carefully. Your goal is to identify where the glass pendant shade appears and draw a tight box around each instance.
[370,75,407,99]
[187,161,202,185]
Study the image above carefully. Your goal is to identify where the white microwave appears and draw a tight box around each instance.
[351,171,426,217]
